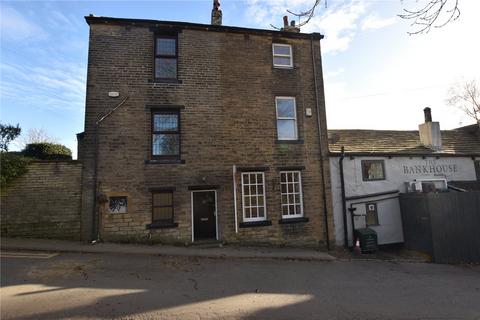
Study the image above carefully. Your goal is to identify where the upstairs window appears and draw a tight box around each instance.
[272,43,293,68]
[276,97,298,140]
[152,110,180,159]
[155,35,177,79]
[361,160,386,181]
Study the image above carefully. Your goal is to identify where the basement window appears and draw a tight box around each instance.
[152,191,175,225]
[272,43,293,68]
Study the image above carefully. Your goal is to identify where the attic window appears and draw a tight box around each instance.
[272,44,293,68]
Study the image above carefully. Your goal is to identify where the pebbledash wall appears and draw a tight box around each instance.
[77,16,334,247]
[0,161,83,240]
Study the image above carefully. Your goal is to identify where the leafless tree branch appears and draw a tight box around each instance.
[399,0,460,35]
[278,0,459,35]
[446,79,480,126]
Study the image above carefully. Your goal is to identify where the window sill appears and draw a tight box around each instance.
[146,222,178,229]
[239,220,272,228]
[149,79,183,84]
[279,217,309,224]
[273,66,294,70]
[276,139,304,144]
[145,159,185,165]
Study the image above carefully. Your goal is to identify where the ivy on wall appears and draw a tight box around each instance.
[0,153,31,191]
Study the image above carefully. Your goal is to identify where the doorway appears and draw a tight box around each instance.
[191,191,217,241]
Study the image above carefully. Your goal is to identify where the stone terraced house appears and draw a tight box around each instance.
[77,7,334,247]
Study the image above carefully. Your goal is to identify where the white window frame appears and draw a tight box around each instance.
[275,96,298,140]
[241,172,267,222]
[272,43,293,68]
[280,171,304,218]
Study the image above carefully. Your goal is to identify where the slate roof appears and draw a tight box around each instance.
[328,124,480,156]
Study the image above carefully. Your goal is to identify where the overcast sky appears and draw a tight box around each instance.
[1,0,479,158]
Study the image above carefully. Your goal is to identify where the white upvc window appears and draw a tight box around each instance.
[280,171,304,218]
[276,97,298,140]
[272,43,293,68]
[241,172,267,222]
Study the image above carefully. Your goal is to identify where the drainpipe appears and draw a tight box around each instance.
[339,146,348,248]
[311,34,330,250]
[232,165,238,234]
[92,96,129,243]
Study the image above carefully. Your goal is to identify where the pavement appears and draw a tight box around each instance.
[1,237,336,262]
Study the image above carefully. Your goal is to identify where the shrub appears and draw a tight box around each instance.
[0,152,30,190]
[23,143,72,160]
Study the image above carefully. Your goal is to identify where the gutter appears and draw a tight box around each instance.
[233,165,238,234]
[85,15,324,41]
[311,35,330,250]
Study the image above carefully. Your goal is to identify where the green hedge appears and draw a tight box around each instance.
[23,143,72,160]
[0,153,31,190]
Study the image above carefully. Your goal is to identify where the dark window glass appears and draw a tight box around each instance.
[361,160,386,181]
[155,58,177,79]
[151,111,180,159]
[152,191,174,224]
[156,38,176,56]
[108,196,127,214]
[154,35,177,79]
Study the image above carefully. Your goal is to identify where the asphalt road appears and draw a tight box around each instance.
[1,250,480,320]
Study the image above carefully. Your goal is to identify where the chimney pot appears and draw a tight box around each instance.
[424,107,432,123]
[283,15,289,27]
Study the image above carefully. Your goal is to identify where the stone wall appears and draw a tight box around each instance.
[80,19,334,247]
[1,161,83,240]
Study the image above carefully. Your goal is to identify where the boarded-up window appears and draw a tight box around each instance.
[152,191,174,224]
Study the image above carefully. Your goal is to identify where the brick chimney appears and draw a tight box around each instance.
[419,107,442,151]
[211,0,222,26]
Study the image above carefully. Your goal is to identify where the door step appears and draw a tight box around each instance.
[190,240,223,248]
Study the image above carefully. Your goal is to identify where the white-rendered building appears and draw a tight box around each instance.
[328,109,480,247]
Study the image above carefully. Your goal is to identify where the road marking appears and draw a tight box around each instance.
[0,251,59,259]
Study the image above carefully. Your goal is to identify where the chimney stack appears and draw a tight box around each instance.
[419,107,442,151]
[280,15,300,33]
[211,0,222,26]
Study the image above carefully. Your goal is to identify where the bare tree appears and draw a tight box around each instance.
[282,0,460,34]
[446,79,480,127]
[399,0,460,35]
[15,128,59,149]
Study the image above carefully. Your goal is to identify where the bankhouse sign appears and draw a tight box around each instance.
[402,159,459,176]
